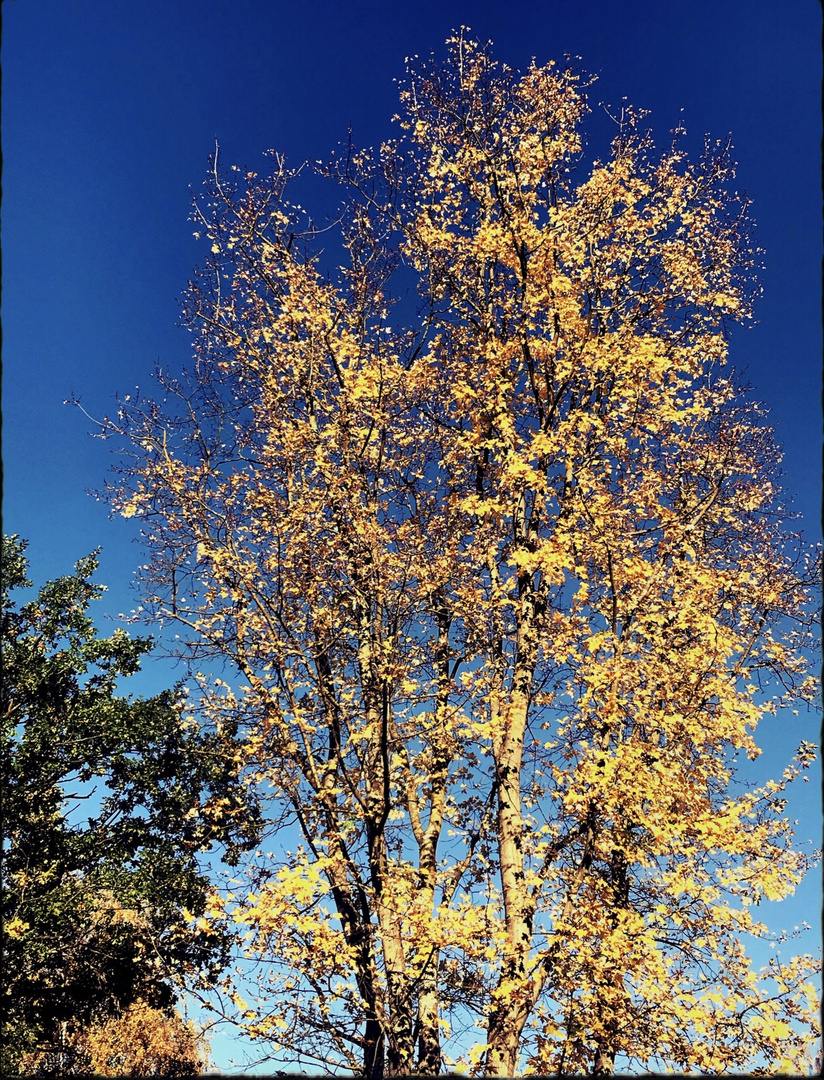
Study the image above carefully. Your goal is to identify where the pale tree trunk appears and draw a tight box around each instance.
[416,963,442,1075]
[365,716,416,1075]
[408,589,453,1074]
[485,689,541,1076]
[412,826,444,1076]
[484,522,548,1075]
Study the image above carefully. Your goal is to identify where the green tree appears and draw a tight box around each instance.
[1,534,259,1074]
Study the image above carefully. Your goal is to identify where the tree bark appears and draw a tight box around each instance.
[484,690,541,1076]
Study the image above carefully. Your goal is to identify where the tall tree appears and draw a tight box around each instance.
[1,535,258,1074]
[100,34,820,1076]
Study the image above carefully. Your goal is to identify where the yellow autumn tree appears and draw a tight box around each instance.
[100,32,820,1076]
[21,1002,209,1076]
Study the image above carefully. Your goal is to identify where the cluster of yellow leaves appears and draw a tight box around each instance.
[20,1003,208,1077]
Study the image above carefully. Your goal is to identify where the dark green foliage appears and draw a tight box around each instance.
[1,535,259,1074]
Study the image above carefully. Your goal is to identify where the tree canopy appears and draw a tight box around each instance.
[1,534,258,1074]
[99,33,820,1076]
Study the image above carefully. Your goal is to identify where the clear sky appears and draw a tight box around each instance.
[3,0,821,1072]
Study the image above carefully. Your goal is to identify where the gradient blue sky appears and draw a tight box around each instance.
[3,0,821,1072]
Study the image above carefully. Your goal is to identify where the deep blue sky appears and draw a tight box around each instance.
[3,0,821,1071]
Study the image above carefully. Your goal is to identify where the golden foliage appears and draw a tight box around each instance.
[20,1003,208,1076]
[101,31,820,1078]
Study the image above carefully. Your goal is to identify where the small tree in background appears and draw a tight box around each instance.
[20,999,209,1077]
[100,33,819,1076]
[1,534,258,1074]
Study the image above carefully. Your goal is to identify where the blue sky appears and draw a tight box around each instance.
[3,0,821,1072]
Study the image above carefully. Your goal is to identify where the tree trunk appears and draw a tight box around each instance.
[484,690,540,1076]
[363,1017,385,1080]
[593,1043,616,1075]
[416,969,441,1075]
